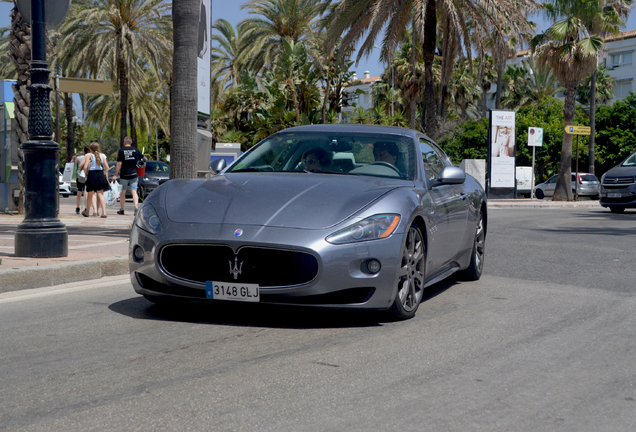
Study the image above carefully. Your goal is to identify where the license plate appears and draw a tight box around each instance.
[205,281,260,302]
[607,193,622,198]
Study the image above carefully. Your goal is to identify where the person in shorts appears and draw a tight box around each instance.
[73,146,96,215]
[112,136,144,215]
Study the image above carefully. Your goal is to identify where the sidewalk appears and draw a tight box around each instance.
[0,196,602,294]
[0,199,135,294]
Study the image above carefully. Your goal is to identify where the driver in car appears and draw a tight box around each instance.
[373,141,399,165]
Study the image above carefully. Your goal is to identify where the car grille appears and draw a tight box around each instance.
[159,244,319,287]
[603,176,635,189]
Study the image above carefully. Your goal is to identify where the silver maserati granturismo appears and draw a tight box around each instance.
[129,124,487,319]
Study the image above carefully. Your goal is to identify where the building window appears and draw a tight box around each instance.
[615,80,632,99]
[612,52,632,69]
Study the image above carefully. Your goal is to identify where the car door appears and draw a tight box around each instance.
[543,175,558,197]
[419,138,469,270]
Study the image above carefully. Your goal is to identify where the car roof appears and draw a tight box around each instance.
[279,124,424,140]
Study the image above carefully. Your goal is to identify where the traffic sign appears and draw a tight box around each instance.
[565,125,591,135]
[528,127,543,146]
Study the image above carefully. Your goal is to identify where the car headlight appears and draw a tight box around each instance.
[326,214,400,245]
[136,203,162,234]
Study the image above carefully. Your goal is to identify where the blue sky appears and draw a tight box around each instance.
[2,0,636,78]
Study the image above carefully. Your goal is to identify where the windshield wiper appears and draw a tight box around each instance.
[231,168,263,172]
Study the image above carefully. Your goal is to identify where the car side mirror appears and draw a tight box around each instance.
[209,158,227,176]
[432,166,466,186]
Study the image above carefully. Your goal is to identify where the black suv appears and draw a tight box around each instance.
[600,150,636,213]
[114,161,170,201]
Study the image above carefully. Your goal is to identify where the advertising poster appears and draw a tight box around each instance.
[197,0,211,116]
[489,110,516,189]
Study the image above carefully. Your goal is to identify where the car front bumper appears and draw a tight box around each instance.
[128,220,405,311]
[600,184,636,208]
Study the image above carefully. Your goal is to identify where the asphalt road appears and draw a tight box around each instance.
[1,207,635,431]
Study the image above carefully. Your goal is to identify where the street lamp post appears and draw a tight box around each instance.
[14,0,68,257]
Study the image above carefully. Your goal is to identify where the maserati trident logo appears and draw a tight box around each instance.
[229,256,243,280]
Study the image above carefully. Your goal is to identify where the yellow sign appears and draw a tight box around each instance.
[564,125,591,135]
[56,77,114,95]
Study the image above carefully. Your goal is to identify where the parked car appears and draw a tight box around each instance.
[600,150,636,213]
[135,161,170,201]
[58,173,71,197]
[129,124,487,320]
[534,172,600,199]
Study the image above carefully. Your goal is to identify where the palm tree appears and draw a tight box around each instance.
[577,65,615,105]
[580,0,630,174]
[210,19,253,96]
[324,0,539,138]
[170,0,199,178]
[531,1,605,201]
[0,27,17,79]
[58,0,172,147]
[523,56,564,103]
[240,0,329,71]
[9,7,31,214]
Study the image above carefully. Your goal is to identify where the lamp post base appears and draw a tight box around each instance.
[15,224,68,258]
[14,140,68,258]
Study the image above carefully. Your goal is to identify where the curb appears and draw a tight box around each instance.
[0,256,129,294]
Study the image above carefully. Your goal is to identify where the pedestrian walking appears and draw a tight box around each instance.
[79,141,110,218]
[73,146,98,215]
[112,136,145,215]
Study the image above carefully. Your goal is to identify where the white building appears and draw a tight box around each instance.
[340,71,382,120]
[486,29,636,109]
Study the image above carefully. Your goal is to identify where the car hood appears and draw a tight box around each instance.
[163,173,406,229]
[604,166,636,179]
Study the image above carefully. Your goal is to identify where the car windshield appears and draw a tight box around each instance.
[146,161,169,173]
[226,131,417,180]
[621,151,636,167]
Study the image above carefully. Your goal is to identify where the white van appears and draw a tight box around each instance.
[516,166,532,198]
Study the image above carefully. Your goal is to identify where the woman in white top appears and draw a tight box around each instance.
[79,141,110,217]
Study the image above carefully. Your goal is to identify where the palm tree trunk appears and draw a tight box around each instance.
[495,62,504,109]
[321,78,331,124]
[129,109,137,147]
[64,93,74,162]
[553,86,576,202]
[588,68,597,174]
[117,39,128,147]
[170,0,199,179]
[421,0,437,137]
[10,7,30,214]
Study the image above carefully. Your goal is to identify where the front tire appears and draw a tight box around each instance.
[388,224,426,320]
[535,189,544,199]
[461,210,486,280]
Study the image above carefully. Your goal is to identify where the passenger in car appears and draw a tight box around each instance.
[302,147,331,172]
[373,141,399,165]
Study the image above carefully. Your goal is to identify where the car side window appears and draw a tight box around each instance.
[419,138,448,181]
[548,175,557,184]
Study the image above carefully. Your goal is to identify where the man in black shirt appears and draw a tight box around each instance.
[112,136,144,215]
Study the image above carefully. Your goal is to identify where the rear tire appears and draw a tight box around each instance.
[610,206,626,214]
[388,224,426,320]
[535,189,544,199]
